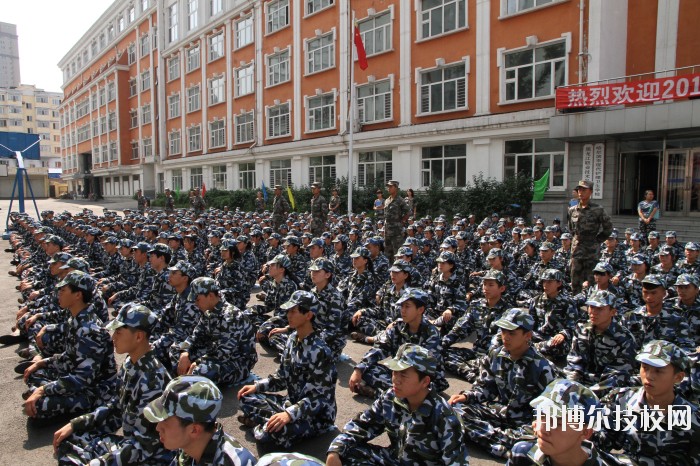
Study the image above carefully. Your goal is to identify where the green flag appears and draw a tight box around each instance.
[532,169,550,202]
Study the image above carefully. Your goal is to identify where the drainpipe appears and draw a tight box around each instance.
[579,0,585,84]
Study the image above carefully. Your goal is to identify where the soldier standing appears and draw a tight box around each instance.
[309,182,328,237]
[568,180,612,294]
[383,180,409,259]
[272,185,290,232]
[164,188,175,213]
[136,189,147,213]
[329,187,341,215]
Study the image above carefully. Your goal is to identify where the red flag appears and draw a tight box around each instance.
[201,183,206,197]
[353,25,368,70]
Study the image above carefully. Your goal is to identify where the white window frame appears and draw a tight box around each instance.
[419,0,467,40]
[266,102,291,139]
[269,159,292,187]
[143,137,153,157]
[357,9,392,57]
[308,155,336,184]
[306,92,336,132]
[235,63,254,97]
[140,34,150,56]
[187,0,199,31]
[213,165,228,189]
[128,44,136,64]
[168,4,179,43]
[208,75,225,106]
[504,138,567,191]
[306,0,333,16]
[186,45,201,73]
[357,78,392,124]
[130,109,138,128]
[266,49,290,87]
[210,0,223,16]
[235,15,254,49]
[168,93,181,119]
[172,169,183,190]
[169,130,182,155]
[209,119,226,148]
[131,141,140,159]
[417,59,468,115]
[168,55,180,81]
[266,0,289,35]
[235,111,255,143]
[190,167,203,188]
[305,31,335,75]
[499,36,569,104]
[107,82,116,101]
[501,0,565,17]
[141,103,151,124]
[238,162,256,189]
[129,78,137,97]
[187,125,202,152]
[358,150,393,187]
[187,85,201,112]
[208,32,224,62]
[141,70,151,91]
[421,144,468,187]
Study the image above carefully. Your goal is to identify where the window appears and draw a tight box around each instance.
[358,79,391,123]
[169,130,182,155]
[306,33,334,74]
[190,167,203,188]
[419,62,466,114]
[213,165,227,189]
[168,55,180,81]
[108,24,115,40]
[141,103,151,124]
[118,17,125,32]
[235,16,253,49]
[209,76,225,105]
[235,111,255,143]
[504,138,566,189]
[131,141,140,159]
[208,33,224,61]
[358,150,393,187]
[307,0,333,15]
[235,64,254,96]
[172,169,183,190]
[267,103,290,138]
[188,125,202,152]
[141,70,151,91]
[128,44,136,64]
[129,79,137,97]
[266,0,289,34]
[358,11,391,56]
[186,45,200,72]
[110,141,118,161]
[108,112,116,131]
[107,82,116,101]
[142,0,149,11]
[140,34,150,55]
[100,116,108,134]
[187,85,201,112]
[210,0,223,16]
[168,93,181,119]
[420,0,466,39]
[309,155,336,183]
[128,5,135,22]
[130,110,138,128]
[269,159,291,187]
[421,144,467,187]
[307,93,335,131]
[168,4,179,42]
[503,41,566,102]
[99,88,107,106]
[94,146,101,164]
[209,119,225,148]
[267,50,290,86]
[188,0,199,30]
[239,162,256,189]
[504,0,558,15]
[143,138,153,157]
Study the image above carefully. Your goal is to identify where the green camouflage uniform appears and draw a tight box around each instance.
[568,197,613,294]
[309,192,328,237]
[383,193,409,259]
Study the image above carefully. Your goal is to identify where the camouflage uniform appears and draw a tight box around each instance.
[670,274,700,347]
[240,330,337,448]
[57,306,174,465]
[383,183,409,259]
[528,287,578,361]
[329,345,468,465]
[599,245,629,277]
[164,192,175,213]
[568,181,613,294]
[272,192,290,232]
[144,267,177,315]
[216,257,249,311]
[309,188,328,237]
[312,281,347,359]
[354,279,407,337]
[622,303,694,352]
[338,265,378,317]
[256,275,298,346]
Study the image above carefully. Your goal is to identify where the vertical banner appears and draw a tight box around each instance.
[592,143,605,199]
[582,144,593,184]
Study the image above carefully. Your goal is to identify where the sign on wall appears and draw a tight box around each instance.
[582,143,604,200]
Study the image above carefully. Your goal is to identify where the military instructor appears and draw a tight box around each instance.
[568,179,612,294]
[383,180,410,259]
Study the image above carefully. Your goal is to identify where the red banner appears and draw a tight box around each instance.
[556,73,700,109]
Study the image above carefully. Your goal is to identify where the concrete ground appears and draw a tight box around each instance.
[0,197,504,465]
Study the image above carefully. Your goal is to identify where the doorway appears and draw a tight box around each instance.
[617,152,660,215]
[662,149,700,215]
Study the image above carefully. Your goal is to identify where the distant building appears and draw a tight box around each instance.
[0,22,20,88]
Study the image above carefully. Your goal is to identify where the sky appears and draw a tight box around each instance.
[3,0,114,92]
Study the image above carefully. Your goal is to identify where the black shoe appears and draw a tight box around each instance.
[21,389,33,400]
[5,248,15,253]
[10,260,19,265]
[237,415,257,428]
[0,334,25,345]
[16,347,36,359]
[14,360,33,374]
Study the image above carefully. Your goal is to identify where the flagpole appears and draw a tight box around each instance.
[347,12,355,216]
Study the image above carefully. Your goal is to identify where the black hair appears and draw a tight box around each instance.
[152,251,172,264]
[67,283,93,303]
[177,417,217,432]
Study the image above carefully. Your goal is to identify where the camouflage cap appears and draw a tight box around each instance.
[105,303,158,333]
[540,268,564,282]
[310,182,322,189]
[395,287,430,307]
[658,245,674,256]
[266,254,291,269]
[487,248,503,259]
[380,343,437,377]
[283,235,301,247]
[395,246,413,257]
[308,257,334,273]
[44,235,66,248]
[575,180,594,190]
[636,339,690,372]
[494,308,535,331]
[168,260,196,278]
[280,290,320,314]
[629,233,642,241]
[350,246,371,259]
[308,238,325,248]
[257,452,325,466]
[675,273,700,288]
[389,259,412,273]
[648,231,660,239]
[585,290,617,308]
[665,230,677,238]
[188,277,220,300]
[49,252,73,264]
[386,180,399,187]
[131,241,152,253]
[120,238,135,249]
[149,243,171,255]
[59,257,90,273]
[642,274,666,288]
[103,236,119,245]
[685,241,700,251]
[593,262,613,274]
[331,234,348,244]
[144,375,222,423]
[530,378,600,422]
[539,242,556,251]
[483,268,506,285]
[55,270,96,292]
[440,237,458,249]
[219,238,238,251]
[436,251,457,264]
[402,237,419,246]
[629,253,648,265]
